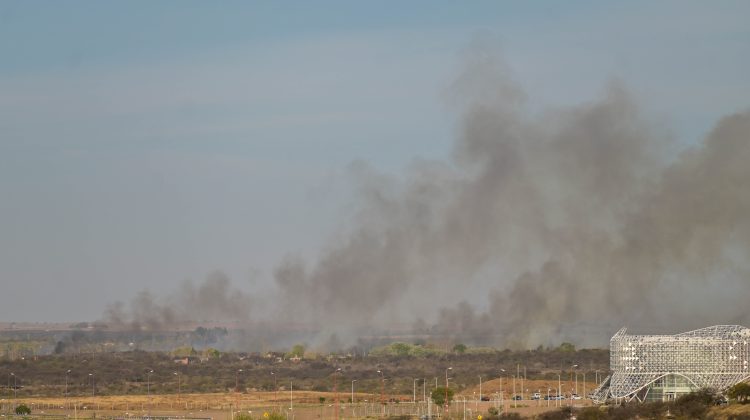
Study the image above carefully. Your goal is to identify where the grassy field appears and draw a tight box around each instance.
[3,380,599,420]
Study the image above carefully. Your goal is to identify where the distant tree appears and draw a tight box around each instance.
[557,342,576,352]
[172,346,197,357]
[390,342,412,356]
[728,382,750,403]
[203,348,221,359]
[430,386,454,407]
[318,397,326,404]
[54,341,66,354]
[452,343,467,354]
[15,404,31,415]
[289,344,306,358]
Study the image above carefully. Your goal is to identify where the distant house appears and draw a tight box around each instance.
[173,357,189,365]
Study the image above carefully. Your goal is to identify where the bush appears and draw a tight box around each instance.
[15,404,31,415]
[728,383,750,403]
[577,407,607,420]
[672,388,716,419]
[430,386,454,406]
[537,406,572,420]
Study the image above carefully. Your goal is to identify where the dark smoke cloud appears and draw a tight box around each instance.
[101,43,750,350]
[270,44,750,348]
[103,271,253,330]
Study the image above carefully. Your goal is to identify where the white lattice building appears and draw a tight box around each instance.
[591,325,750,403]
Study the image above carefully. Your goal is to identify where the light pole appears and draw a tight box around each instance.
[235,369,243,392]
[377,370,385,408]
[65,369,71,409]
[582,372,586,400]
[351,379,357,404]
[412,378,418,403]
[174,372,181,401]
[445,367,452,414]
[570,364,578,406]
[146,369,153,412]
[333,368,342,420]
[271,372,278,405]
[234,368,244,417]
[556,372,561,408]
[513,375,517,408]
[499,369,506,411]
[88,373,94,398]
[479,375,482,405]
[11,373,16,401]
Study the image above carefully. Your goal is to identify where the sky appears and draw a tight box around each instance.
[1,1,749,322]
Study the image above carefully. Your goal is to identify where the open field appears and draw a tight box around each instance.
[2,378,599,420]
[1,389,585,420]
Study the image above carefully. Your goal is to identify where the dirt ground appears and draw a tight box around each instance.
[2,384,595,420]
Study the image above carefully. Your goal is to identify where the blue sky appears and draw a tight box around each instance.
[1,1,748,321]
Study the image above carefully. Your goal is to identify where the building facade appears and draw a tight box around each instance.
[592,325,750,403]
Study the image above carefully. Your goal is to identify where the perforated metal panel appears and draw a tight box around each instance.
[591,325,750,403]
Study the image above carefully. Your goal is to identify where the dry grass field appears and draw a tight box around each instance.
[11,385,750,419]
[4,386,580,419]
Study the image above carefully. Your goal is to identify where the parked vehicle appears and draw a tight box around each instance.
[532,392,542,400]
[571,394,582,400]
[512,395,522,400]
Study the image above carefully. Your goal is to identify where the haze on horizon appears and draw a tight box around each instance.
[1,1,749,348]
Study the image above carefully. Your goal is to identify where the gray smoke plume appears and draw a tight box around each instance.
[271,44,750,348]
[101,44,749,350]
[103,271,253,330]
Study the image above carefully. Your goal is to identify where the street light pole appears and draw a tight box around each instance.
[570,364,578,406]
[412,378,417,403]
[88,373,94,398]
[11,373,16,402]
[146,369,153,413]
[235,369,243,392]
[65,370,71,409]
[377,370,385,409]
[499,369,506,411]
[557,373,561,408]
[479,375,482,404]
[271,372,278,406]
[583,372,586,400]
[174,372,181,402]
[333,368,341,420]
[445,367,452,414]
[351,379,357,404]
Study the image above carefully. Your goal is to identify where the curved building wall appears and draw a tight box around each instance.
[595,325,750,402]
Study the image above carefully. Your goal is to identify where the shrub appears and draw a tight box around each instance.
[15,404,31,415]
